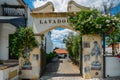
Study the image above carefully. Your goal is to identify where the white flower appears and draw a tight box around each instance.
[102,14,107,16]
[112,23,115,25]
[99,25,102,28]
[106,24,110,27]
[106,20,110,23]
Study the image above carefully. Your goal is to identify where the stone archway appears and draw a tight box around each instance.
[31,0,89,34]
[28,1,91,79]
[31,12,74,34]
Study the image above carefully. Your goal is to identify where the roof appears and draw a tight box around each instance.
[54,49,68,54]
[17,0,26,7]
[108,43,120,48]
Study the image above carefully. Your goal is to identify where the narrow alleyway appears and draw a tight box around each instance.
[40,58,82,80]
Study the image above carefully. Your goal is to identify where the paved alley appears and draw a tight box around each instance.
[40,58,82,80]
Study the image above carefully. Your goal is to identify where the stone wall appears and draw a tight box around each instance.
[20,48,41,79]
[82,34,103,79]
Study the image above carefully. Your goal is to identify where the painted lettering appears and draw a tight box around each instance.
[48,20,52,24]
[62,19,66,23]
[44,20,47,24]
[40,20,43,24]
[57,19,61,23]
[53,20,56,24]
[39,19,68,24]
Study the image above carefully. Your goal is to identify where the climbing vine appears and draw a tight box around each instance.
[69,9,120,35]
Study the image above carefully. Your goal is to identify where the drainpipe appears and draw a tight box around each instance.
[80,36,83,77]
[103,33,106,78]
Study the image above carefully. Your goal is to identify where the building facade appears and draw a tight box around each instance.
[44,31,53,54]
[0,0,27,60]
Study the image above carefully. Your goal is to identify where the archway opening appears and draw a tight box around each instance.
[39,26,82,79]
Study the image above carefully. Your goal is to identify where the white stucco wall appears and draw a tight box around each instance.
[106,45,120,55]
[0,23,16,60]
[27,7,33,27]
[106,57,120,77]
[45,32,53,53]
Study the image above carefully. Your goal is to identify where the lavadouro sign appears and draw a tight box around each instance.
[39,19,68,24]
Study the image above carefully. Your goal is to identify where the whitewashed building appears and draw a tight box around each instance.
[106,42,120,55]
[0,0,27,60]
[44,31,53,53]
[0,0,31,80]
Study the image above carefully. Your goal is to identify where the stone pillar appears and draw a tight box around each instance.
[20,35,42,79]
[20,48,41,80]
[82,34,103,79]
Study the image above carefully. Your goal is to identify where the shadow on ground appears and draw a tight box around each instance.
[45,58,61,73]
[40,58,81,80]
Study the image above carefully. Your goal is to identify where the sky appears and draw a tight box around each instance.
[24,0,120,49]
[24,0,120,12]
[51,28,76,49]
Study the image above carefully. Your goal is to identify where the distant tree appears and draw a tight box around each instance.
[102,0,113,15]
[72,35,81,58]
[54,47,59,50]
[63,32,81,59]
[100,0,120,55]
[106,23,120,55]
[100,0,120,15]
[63,32,74,57]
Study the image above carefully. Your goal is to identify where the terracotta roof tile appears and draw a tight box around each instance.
[54,49,68,54]
[108,43,119,48]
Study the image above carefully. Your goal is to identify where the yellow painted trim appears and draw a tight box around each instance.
[8,70,17,79]
[30,12,71,18]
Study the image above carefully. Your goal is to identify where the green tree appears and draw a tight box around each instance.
[9,27,37,59]
[106,25,120,55]
[72,35,81,58]
[63,32,74,57]
[63,32,81,61]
